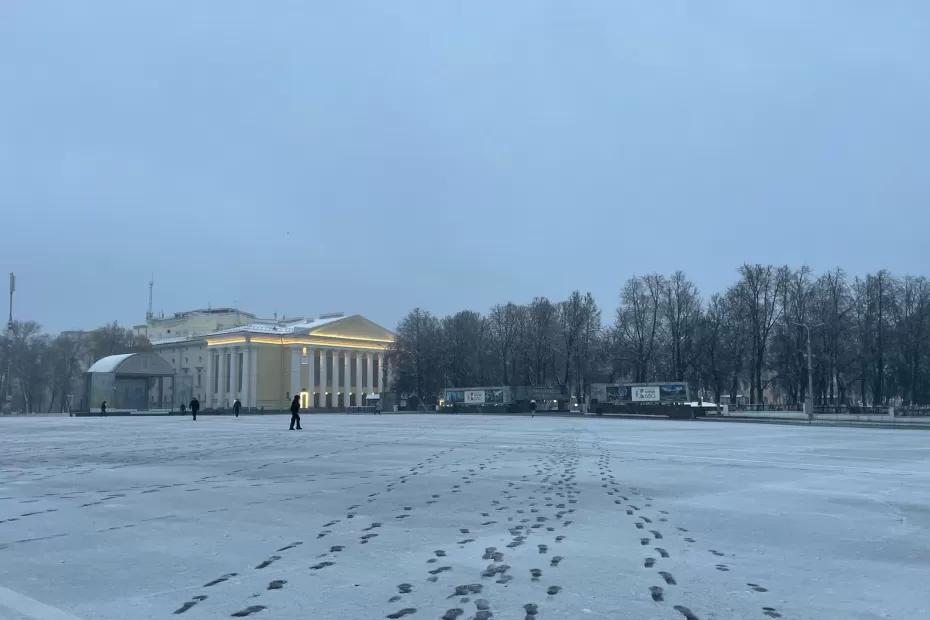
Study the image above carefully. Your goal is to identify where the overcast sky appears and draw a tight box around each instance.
[1,1,928,333]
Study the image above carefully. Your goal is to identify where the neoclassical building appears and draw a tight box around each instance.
[151,313,394,410]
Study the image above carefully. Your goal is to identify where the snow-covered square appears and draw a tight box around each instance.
[1,414,928,620]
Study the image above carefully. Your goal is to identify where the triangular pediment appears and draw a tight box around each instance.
[309,315,394,342]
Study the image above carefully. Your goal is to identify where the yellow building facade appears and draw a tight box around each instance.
[155,314,394,410]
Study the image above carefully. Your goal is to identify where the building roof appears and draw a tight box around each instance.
[208,315,348,337]
[151,314,395,347]
[149,335,203,346]
[87,354,135,373]
[87,352,175,376]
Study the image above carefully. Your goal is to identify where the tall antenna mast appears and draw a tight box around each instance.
[146,275,154,321]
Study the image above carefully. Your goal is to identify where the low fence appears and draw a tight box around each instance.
[729,403,930,417]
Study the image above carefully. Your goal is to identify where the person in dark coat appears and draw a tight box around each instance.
[529,399,537,418]
[189,397,200,421]
[289,395,302,430]
[100,400,107,416]
[233,399,241,418]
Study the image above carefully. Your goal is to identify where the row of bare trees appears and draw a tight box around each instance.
[389,266,930,407]
[0,322,151,413]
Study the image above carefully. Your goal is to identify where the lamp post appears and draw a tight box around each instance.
[793,321,822,424]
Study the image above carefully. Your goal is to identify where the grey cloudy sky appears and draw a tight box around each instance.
[2,1,928,333]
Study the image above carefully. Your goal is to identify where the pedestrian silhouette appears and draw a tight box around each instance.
[189,397,200,421]
[289,395,302,430]
[233,399,241,418]
[100,400,107,416]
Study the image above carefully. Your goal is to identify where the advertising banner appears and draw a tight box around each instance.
[464,390,486,404]
[631,386,661,402]
[659,384,688,402]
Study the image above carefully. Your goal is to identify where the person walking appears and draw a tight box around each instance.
[529,399,537,418]
[233,398,241,418]
[100,400,107,416]
[189,397,200,421]
[289,395,302,430]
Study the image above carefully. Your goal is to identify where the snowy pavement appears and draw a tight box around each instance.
[1,415,928,620]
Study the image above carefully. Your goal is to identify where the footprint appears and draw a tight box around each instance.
[546,585,562,596]
[650,530,663,540]
[715,564,730,572]
[747,583,769,592]
[655,548,669,558]
[397,583,413,594]
[530,568,542,581]
[173,595,207,615]
[276,541,303,552]
[230,605,266,617]
[441,609,464,620]
[710,550,725,557]
[674,606,700,620]
[550,556,563,567]
[310,561,334,570]
[386,609,417,619]
[644,558,656,568]
[267,580,286,590]
[255,556,280,569]
[659,571,677,585]
[204,573,237,587]
[650,585,664,602]
[763,607,783,618]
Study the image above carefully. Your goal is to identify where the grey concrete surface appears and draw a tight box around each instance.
[1,415,928,620]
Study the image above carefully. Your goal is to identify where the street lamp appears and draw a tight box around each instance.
[792,321,822,424]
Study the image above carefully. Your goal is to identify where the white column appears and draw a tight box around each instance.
[331,350,340,406]
[204,349,213,406]
[343,350,351,407]
[376,353,384,393]
[218,349,227,409]
[290,347,300,403]
[355,353,362,404]
[307,346,315,408]
[365,352,374,398]
[320,349,328,407]
[249,346,258,408]
[231,347,239,399]
[241,345,251,407]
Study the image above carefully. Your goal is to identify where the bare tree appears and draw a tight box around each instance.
[527,297,557,385]
[663,271,700,382]
[488,303,521,386]
[388,308,443,406]
[615,275,664,382]
[738,264,787,404]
